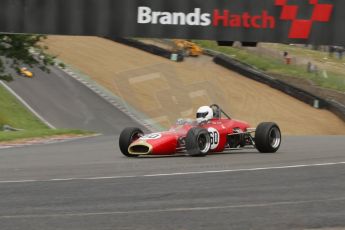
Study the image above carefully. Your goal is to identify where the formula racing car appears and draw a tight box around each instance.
[119,104,281,157]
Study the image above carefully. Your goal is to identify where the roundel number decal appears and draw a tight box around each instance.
[140,133,162,140]
[208,127,220,150]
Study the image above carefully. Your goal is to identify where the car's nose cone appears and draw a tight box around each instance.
[128,141,153,155]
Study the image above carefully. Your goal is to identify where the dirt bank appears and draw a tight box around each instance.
[44,36,345,135]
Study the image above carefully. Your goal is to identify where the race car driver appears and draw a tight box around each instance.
[196,106,214,124]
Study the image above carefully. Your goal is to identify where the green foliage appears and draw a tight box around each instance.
[58,62,66,69]
[0,34,55,80]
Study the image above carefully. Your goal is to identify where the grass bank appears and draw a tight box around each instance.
[195,40,345,92]
[0,83,93,142]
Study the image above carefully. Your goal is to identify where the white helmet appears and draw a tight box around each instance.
[196,106,213,124]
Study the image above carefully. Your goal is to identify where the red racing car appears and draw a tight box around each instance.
[119,104,281,157]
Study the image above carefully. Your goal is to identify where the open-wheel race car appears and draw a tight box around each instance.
[119,104,281,157]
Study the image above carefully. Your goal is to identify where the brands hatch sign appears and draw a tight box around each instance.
[137,0,333,40]
[0,0,343,46]
[138,7,276,29]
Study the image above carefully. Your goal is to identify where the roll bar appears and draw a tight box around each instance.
[210,104,231,119]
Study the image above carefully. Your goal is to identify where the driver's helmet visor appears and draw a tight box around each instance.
[196,112,209,118]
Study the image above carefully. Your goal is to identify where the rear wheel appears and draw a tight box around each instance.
[255,122,281,153]
[119,127,144,157]
[186,127,211,157]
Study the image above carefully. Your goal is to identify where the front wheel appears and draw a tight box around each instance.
[119,127,144,157]
[255,122,281,153]
[185,127,211,157]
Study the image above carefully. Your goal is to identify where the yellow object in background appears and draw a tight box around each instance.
[20,67,33,78]
[173,39,203,57]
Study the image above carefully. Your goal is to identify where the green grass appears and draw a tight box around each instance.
[0,129,92,142]
[0,84,93,142]
[195,40,345,92]
[263,43,345,65]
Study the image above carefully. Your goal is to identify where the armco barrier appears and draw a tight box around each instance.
[327,100,345,122]
[213,54,345,122]
[105,37,184,61]
[214,54,328,108]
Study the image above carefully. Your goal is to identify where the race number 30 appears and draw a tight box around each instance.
[208,127,219,150]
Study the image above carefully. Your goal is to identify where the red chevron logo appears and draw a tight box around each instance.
[275,0,333,39]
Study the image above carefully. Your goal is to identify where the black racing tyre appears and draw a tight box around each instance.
[255,122,281,153]
[186,127,211,157]
[119,127,144,157]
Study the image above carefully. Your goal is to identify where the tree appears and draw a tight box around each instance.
[0,34,55,81]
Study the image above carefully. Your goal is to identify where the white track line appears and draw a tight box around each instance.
[0,161,345,184]
[0,81,56,129]
[1,197,345,219]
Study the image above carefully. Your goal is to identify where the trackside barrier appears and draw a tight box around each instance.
[213,54,345,122]
[327,100,345,122]
[105,37,184,61]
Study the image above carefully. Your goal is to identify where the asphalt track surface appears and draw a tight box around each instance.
[0,135,344,230]
[5,66,146,134]
[1,67,345,229]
